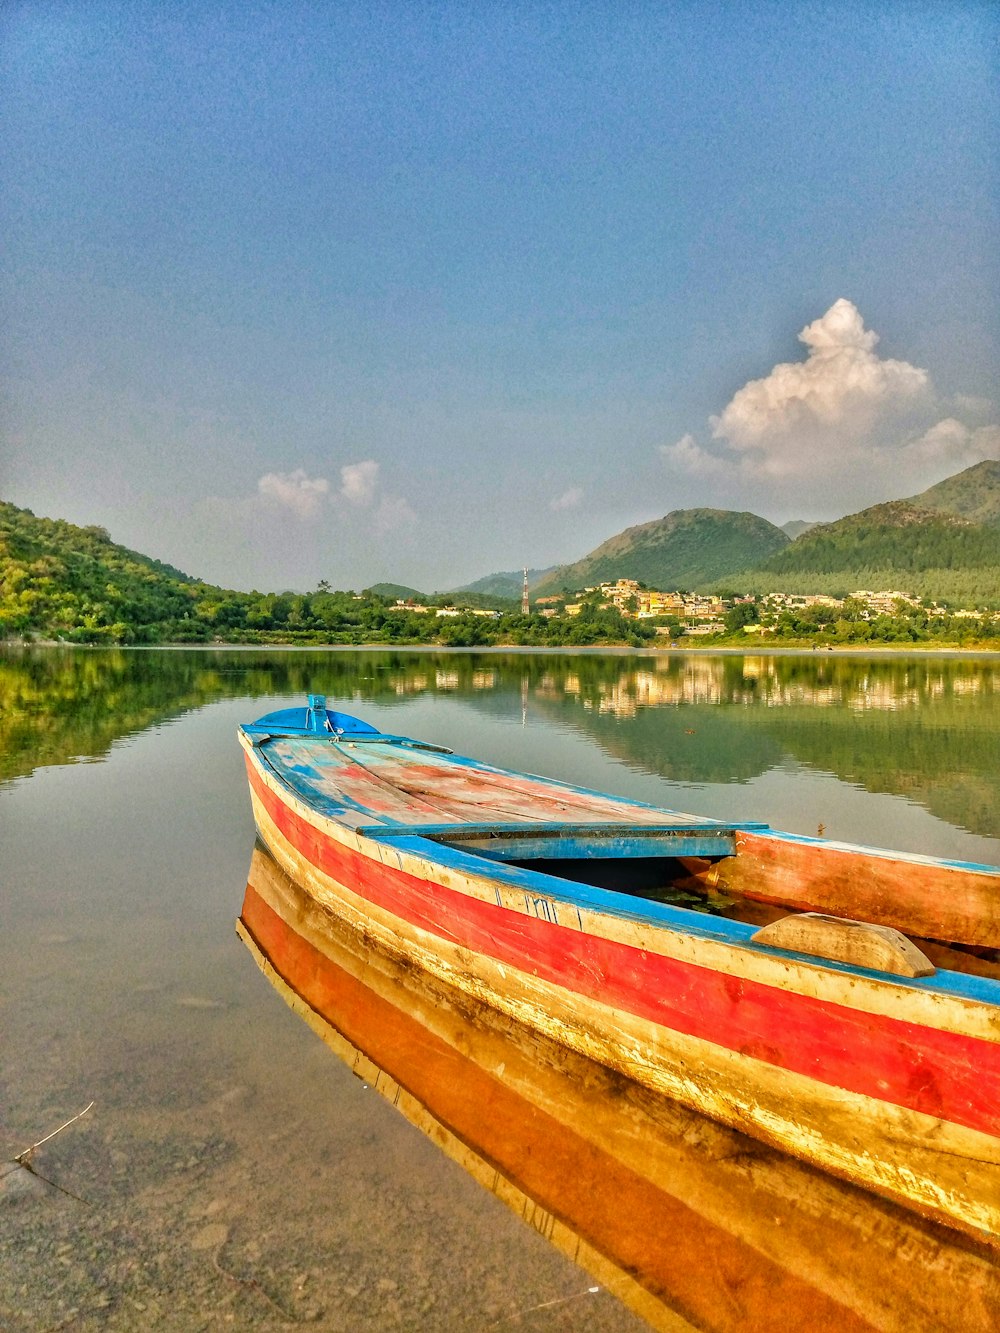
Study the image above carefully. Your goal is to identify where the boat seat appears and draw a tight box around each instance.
[361,820,766,861]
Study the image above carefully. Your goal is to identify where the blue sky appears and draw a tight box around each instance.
[2,1,998,591]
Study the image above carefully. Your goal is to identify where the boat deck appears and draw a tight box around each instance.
[260,735,727,833]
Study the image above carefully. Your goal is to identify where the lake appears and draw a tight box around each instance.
[3,646,1000,1331]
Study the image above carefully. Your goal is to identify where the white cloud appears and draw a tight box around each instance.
[257,469,330,519]
[708,299,929,477]
[660,299,998,511]
[550,485,584,512]
[339,459,379,506]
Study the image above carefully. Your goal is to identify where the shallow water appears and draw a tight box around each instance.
[2,646,999,1330]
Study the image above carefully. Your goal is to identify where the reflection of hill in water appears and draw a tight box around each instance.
[4,647,999,839]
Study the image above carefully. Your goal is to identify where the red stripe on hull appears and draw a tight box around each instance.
[248,759,1000,1139]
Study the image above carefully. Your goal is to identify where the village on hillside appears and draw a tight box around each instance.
[393,578,988,639]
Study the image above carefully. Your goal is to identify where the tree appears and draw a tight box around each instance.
[724,601,759,633]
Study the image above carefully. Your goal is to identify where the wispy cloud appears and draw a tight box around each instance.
[661,300,998,509]
[339,459,379,506]
[902,419,1000,470]
[257,468,330,519]
[550,485,584,512]
[660,433,725,477]
[244,458,417,536]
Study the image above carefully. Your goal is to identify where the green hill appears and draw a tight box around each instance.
[905,459,1000,527]
[781,519,818,540]
[744,499,1000,606]
[364,582,425,601]
[532,509,790,596]
[0,502,525,643]
[0,501,206,641]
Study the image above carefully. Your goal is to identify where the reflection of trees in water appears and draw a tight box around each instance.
[0,648,543,782]
[3,649,999,838]
[514,655,1000,839]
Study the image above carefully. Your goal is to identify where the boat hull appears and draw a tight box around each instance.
[241,734,1000,1243]
[238,842,1000,1333]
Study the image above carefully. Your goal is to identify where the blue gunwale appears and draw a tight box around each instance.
[364,822,755,859]
[377,831,1000,1005]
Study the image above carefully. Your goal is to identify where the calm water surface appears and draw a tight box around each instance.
[3,647,1000,1330]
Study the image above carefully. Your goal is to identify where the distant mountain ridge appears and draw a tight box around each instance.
[758,500,992,577]
[455,567,557,599]
[781,520,818,540]
[742,483,1000,604]
[531,509,790,596]
[753,460,1000,589]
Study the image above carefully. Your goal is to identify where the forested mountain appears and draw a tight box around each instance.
[905,459,1000,527]
[741,499,1000,605]
[532,509,790,596]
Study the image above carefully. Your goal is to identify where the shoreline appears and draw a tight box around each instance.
[6,639,1000,660]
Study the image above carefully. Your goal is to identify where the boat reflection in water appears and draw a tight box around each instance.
[237,841,999,1333]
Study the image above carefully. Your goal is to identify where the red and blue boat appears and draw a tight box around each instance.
[239,695,1000,1242]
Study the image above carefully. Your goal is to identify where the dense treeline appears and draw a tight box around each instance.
[746,597,1000,646]
[189,590,655,648]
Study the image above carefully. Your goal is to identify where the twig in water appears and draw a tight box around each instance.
[485,1285,601,1326]
[4,1101,95,1206]
[211,1228,301,1323]
[14,1101,95,1165]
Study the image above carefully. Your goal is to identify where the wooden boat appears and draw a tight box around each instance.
[238,840,1000,1332]
[238,695,1000,1242]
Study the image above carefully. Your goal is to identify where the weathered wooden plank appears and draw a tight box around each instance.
[751,913,937,977]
